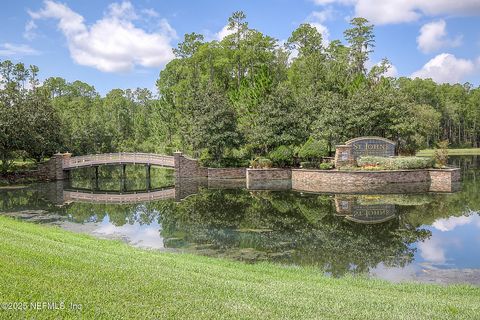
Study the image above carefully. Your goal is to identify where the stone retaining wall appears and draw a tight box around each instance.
[208,168,246,179]
[428,168,461,192]
[291,168,461,193]
[246,168,291,181]
[246,168,292,190]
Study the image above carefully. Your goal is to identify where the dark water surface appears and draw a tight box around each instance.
[1,157,479,285]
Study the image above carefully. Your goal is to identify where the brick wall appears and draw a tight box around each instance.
[428,168,461,192]
[291,168,461,194]
[174,152,208,178]
[37,153,71,180]
[207,168,246,179]
[246,168,292,181]
[246,168,292,190]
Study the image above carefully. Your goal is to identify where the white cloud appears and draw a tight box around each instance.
[313,0,480,25]
[23,20,38,40]
[411,53,476,84]
[432,215,480,232]
[95,218,165,249]
[29,0,175,72]
[309,23,330,46]
[418,237,446,264]
[0,43,39,56]
[383,63,398,77]
[215,24,235,40]
[417,20,462,54]
[142,8,160,18]
[309,9,334,23]
[306,9,332,46]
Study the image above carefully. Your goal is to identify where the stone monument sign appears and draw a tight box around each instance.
[345,136,396,159]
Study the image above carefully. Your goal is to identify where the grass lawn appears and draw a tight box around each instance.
[0,216,479,319]
[416,148,480,157]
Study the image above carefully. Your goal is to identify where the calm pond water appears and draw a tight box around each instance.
[1,157,479,285]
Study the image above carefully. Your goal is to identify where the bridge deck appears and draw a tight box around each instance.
[64,153,175,169]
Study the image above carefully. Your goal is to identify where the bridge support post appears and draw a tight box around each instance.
[120,164,127,193]
[92,166,99,190]
[146,164,151,190]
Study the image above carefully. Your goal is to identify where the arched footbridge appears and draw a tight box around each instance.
[64,153,175,169]
[40,152,207,180]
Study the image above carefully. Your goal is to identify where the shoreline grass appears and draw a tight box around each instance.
[416,148,480,157]
[0,216,479,319]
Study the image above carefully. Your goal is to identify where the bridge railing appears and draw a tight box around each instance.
[64,152,175,168]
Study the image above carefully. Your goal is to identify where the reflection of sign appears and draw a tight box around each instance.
[335,196,397,224]
[346,204,396,224]
[345,137,396,159]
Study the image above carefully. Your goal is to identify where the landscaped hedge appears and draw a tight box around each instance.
[297,137,329,161]
[268,146,294,167]
[250,157,273,169]
[357,156,434,170]
[300,161,334,170]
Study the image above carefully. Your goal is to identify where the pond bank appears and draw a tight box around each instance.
[1,216,479,319]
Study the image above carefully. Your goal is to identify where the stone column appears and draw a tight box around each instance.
[51,153,71,180]
[173,151,183,178]
[334,145,355,168]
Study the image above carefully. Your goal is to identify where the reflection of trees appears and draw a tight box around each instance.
[3,155,479,276]
[68,165,174,191]
[157,189,431,276]
[0,185,56,212]
[63,200,176,227]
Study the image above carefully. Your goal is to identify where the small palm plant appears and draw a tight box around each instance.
[434,140,449,168]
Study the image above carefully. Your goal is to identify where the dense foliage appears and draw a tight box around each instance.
[2,12,480,171]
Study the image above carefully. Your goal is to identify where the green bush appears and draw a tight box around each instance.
[357,156,434,170]
[319,162,334,170]
[250,157,273,169]
[268,146,294,167]
[198,149,212,166]
[298,137,329,161]
[300,161,318,169]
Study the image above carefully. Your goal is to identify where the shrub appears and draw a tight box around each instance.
[250,157,273,169]
[319,162,334,170]
[300,161,318,169]
[298,137,329,161]
[199,149,214,167]
[434,140,449,168]
[268,146,294,167]
[357,156,434,170]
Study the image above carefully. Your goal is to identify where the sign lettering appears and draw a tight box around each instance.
[345,137,396,159]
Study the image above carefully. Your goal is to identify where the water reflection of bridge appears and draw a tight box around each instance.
[63,188,176,204]
[46,178,245,205]
[43,177,449,225]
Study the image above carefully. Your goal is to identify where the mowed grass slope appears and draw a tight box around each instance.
[0,216,479,319]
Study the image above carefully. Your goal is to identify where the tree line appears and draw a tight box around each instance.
[1,12,480,171]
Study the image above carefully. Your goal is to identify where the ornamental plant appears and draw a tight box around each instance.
[357,156,434,170]
[434,140,449,168]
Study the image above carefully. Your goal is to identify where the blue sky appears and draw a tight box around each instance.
[1,0,480,95]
